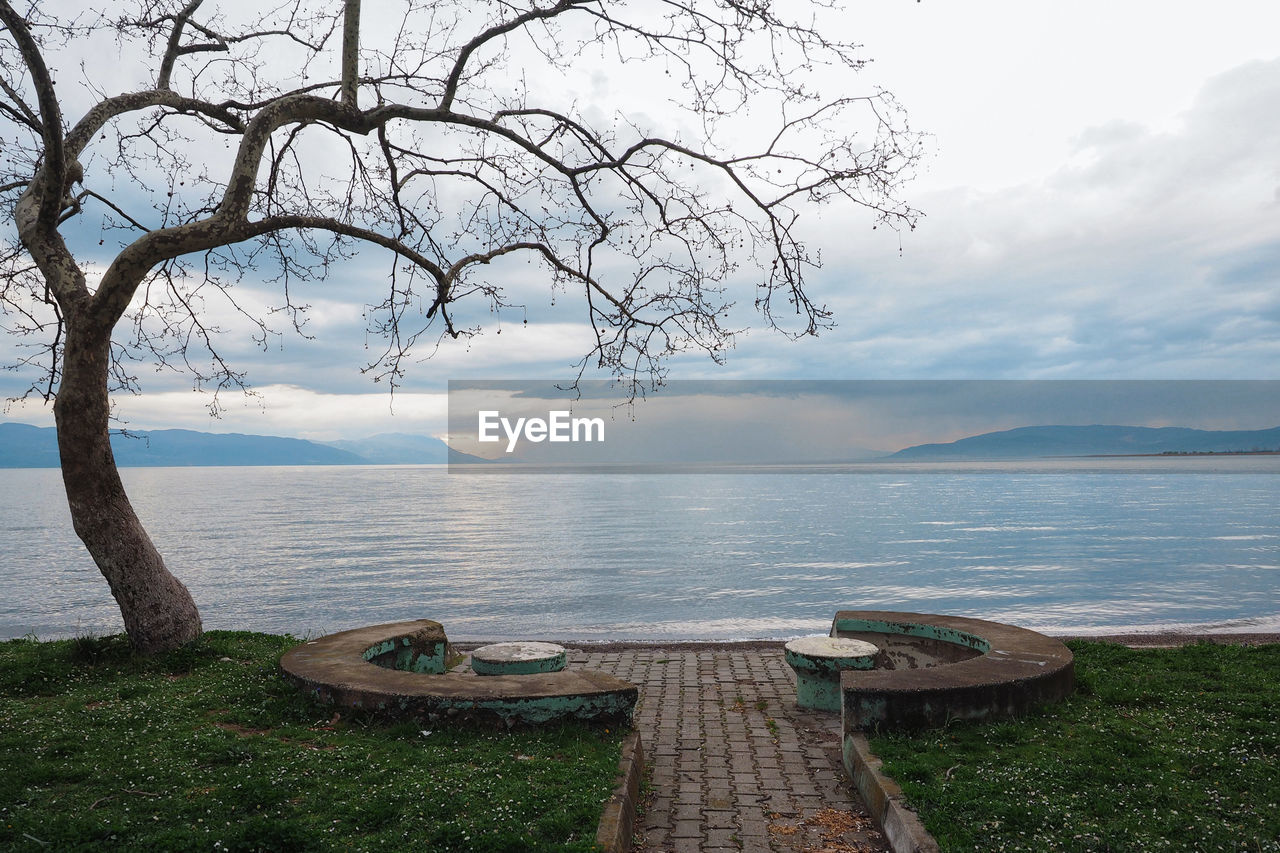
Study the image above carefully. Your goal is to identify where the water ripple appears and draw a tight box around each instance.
[1,464,1276,640]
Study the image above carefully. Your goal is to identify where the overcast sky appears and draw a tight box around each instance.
[4,0,1280,441]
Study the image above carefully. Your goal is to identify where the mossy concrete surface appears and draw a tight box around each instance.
[843,732,940,853]
[361,621,451,673]
[280,620,637,726]
[594,730,645,853]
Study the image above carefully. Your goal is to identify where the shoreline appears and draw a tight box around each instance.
[456,631,1280,652]
[10,628,1279,649]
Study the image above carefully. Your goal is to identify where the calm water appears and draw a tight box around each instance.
[1,459,1278,641]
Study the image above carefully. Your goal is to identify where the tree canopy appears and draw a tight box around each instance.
[2,0,920,398]
[0,0,920,652]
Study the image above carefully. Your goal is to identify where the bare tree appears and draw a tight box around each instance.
[0,0,920,653]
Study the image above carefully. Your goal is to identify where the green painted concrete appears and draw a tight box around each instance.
[467,690,635,725]
[360,622,451,674]
[784,637,878,713]
[470,641,568,676]
[831,617,991,654]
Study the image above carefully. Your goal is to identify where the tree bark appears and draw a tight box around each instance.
[340,0,360,108]
[53,311,202,654]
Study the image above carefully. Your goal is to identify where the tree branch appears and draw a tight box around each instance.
[0,72,40,130]
[0,0,66,230]
[340,0,359,107]
[65,89,244,160]
[77,187,153,233]
[157,0,208,91]
[440,0,593,111]
[5,0,920,407]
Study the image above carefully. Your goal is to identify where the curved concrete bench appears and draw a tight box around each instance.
[279,619,636,726]
[831,610,1074,731]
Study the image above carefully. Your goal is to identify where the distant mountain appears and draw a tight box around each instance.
[12,420,1273,467]
[0,423,61,468]
[890,424,1280,460]
[0,423,364,468]
[0,423,489,467]
[322,433,455,464]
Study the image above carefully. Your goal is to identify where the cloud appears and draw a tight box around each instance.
[117,384,450,442]
[776,57,1280,381]
[6,384,449,442]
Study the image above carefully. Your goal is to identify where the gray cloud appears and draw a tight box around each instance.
[766,58,1280,382]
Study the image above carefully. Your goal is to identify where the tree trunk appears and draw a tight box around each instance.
[53,312,202,654]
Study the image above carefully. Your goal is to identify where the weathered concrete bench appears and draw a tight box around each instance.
[831,610,1074,731]
[279,619,636,726]
[783,636,878,712]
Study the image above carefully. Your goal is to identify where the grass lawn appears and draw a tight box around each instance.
[870,640,1280,852]
[0,631,624,852]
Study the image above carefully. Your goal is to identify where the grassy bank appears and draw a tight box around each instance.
[871,640,1280,852]
[0,632,623,852]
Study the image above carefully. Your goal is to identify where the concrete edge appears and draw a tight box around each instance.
[595,729,644,853]
[279,620,638,725]
[842,732,940,853]
[832,611,1075,731]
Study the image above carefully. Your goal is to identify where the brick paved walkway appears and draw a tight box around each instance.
[571,645,889,853]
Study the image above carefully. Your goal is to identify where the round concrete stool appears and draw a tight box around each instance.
[784,636,878,712]
[470,641,567,676]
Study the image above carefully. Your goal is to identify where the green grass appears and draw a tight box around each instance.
[870,641,1280,852]
[0,631,623,852]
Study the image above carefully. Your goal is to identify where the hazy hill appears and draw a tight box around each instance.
[322,433,454,464]
[0,423,491,467]
[0,423,61,467]
[8,421,1274,467]
[890,424,1280,460]
[0,423,365,468]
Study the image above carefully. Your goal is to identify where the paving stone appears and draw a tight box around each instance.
[702,828,741,847]
[703,784,734,803]
[756,768,784,785]
[672,803,703,822]
[577,645,889,853]
[675,788,705,806]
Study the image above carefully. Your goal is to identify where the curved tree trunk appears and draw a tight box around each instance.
[53,312,202,654]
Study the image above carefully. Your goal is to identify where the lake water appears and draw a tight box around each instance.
[1,458,1278,641]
